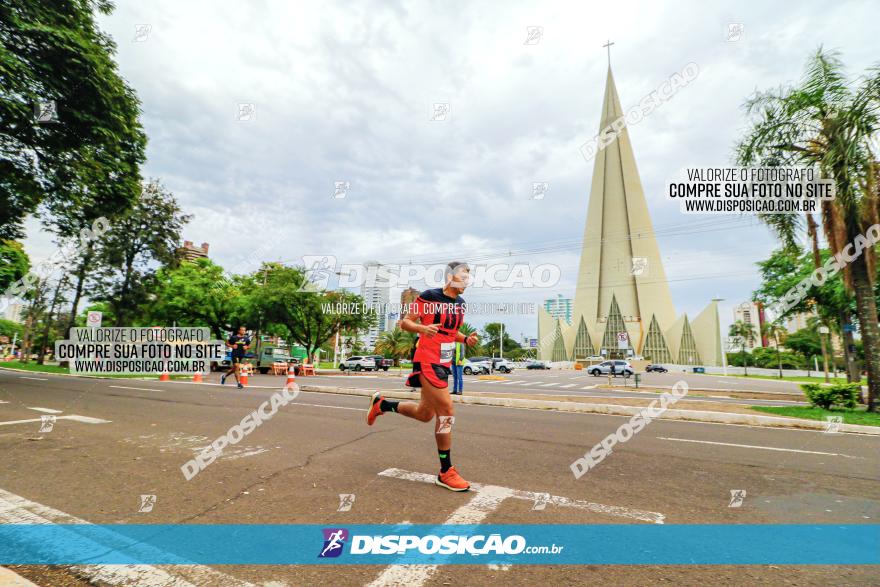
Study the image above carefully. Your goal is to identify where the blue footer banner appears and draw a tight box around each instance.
[0,524,877,565]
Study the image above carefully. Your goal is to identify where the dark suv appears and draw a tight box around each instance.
[365,355,393,371]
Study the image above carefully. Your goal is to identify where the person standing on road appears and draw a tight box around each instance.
[366,262,479,491]
[221,326,251,389]
[451,340,464,395]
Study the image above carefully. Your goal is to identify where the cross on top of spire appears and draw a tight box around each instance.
[603,39,614,66]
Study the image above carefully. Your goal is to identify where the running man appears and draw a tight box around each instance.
[221,326,251,389]
[366,262,478,491]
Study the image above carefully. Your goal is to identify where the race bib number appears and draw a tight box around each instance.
[439,342,454,363]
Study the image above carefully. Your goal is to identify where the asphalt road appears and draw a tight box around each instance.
[1,369,877,586]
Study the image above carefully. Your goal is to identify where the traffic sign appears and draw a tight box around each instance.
[617,331,628,349]
[87,311,103,328]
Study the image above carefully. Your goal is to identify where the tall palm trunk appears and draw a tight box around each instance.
[850,255,879,410]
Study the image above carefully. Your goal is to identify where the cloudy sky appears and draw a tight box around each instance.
[22,0,878,340]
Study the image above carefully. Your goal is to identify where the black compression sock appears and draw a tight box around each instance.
[379,399,398,413]
[438,449,452,473]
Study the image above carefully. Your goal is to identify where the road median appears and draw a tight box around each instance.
[298,383,880,436]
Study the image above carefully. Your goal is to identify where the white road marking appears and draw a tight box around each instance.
[0,487,256,587]
[581,385,599,389]
[18,376,48,381]
[109,385,164,392]
[377,469,664,524]
[656,437,863,458]
[501,381,519,385]
[367,482,516,587]
[0,400,8,404]
[26,407,63,414]
[539,383,560,387]
[0,415,110,427]
[560,384,577,388]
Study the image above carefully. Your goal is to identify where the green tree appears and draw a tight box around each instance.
[0,239,29,291]
[736,48,880,409]
[761,321,788,378]
[481,322,518,357]
[93,180,191,326]
[728,320,757,376]
[784,327,823,373]
[252,264,373,360]
[375,328,416,366]
[149,258,244,338]
[458,322,482,357]
[0,1,147,239]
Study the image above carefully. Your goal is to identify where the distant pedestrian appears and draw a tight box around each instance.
[221,326,251,389]
[451,341,464,395]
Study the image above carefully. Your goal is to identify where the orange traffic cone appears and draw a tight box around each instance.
[159,367,170,382]
[193,372,203,383]
[239,363,249,388]
[285,364,297,390]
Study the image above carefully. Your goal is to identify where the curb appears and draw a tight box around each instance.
[298,384,880,436]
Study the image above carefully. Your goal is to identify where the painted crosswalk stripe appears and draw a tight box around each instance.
[560,384,577,388]
[370,468,663,586]
[581,385,598,390]
[26,407,63,414]
[0,487,257,586]
[656,437,863,458]
[539,383,560,387]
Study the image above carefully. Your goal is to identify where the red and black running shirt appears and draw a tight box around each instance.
[409,288,466,365]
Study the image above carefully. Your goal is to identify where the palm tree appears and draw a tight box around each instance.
[374,328,416,367]
[736,48,880,410]
[762,321,788,378]
[458,322,482,357]
[729,320,757,376]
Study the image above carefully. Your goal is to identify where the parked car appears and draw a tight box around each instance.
[526,360,551,370]
[339,356,377,372]
[588,360,634,377]
[463,359,490,375]
[491,358,515,373]
[364,355,394,371]
[645,364,668,373]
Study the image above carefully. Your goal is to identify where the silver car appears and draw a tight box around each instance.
[588,360,634,377]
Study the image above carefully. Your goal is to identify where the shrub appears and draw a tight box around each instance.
[801,383,860,410]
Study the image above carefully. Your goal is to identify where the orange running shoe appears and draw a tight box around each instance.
[366,392,384,426]
[436,466,470,491]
